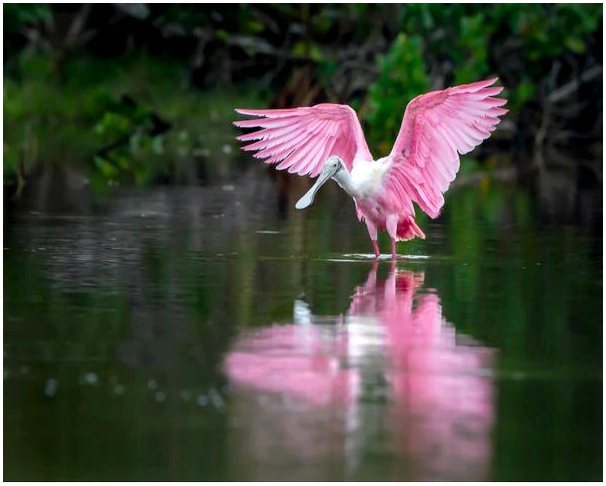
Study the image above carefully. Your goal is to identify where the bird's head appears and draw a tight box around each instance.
[322,155,346,175]
[295,156,345,210]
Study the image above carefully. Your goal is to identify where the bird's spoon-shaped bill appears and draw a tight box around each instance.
[295,166,336,210]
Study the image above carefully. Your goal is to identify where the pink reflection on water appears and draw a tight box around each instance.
[351,264,495,480]
[225,323,359,408]
[223,263,495,480]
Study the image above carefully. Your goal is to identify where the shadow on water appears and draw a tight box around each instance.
[3,161,603,481]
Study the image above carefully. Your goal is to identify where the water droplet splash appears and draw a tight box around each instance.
[83,372,99,386]
[44,378,58,397]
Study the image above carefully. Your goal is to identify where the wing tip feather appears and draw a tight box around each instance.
[234,108,264,116]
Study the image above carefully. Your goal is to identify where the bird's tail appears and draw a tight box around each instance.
[396,216,426,241]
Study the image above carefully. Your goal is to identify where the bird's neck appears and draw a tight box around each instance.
[333,169,360,199]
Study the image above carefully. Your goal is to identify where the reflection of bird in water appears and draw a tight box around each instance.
[348,263,495,480]
[223,263,495,481]
[235,78,507,258]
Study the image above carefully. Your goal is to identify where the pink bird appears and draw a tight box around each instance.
[234,78,507,259]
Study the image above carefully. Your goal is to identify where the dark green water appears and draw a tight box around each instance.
[4,167,602,480]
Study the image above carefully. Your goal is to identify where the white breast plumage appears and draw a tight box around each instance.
[350,158,390,200]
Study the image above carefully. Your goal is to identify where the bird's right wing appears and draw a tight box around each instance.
[385,78,507,218]
[234,104,372,177]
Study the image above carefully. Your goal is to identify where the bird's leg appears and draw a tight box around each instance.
[372,240,380,258]
[391,239,397,260]
[365,220,379,259]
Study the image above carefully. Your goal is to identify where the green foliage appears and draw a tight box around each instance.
[3,52,261,188]
[515,4,602,60]
[364,3,602,155]
[452,12,492,85]
[3,4,602,189]
[3,4,51,32]
[92,95,167,186]
[366,34,429,155]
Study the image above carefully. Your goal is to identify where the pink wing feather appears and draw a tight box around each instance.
[234,104,372,177]
[385,78,508,219]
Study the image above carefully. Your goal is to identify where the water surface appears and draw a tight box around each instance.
[4,166,602,480]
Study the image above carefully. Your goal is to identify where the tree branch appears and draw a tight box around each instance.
[548,65,602,103]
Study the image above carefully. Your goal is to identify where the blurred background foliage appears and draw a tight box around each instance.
[3,3,603,194]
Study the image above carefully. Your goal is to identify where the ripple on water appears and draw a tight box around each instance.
[326,253,430,262]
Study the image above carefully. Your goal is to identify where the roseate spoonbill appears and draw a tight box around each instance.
[234,78,507,258]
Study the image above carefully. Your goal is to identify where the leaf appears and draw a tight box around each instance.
[564,36,586,54]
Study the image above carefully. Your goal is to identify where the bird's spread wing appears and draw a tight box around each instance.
[234,104,372,177]
[385,78,507,218]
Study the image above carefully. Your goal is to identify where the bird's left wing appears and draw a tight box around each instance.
[234,104,372,177]
[385,78,507,219]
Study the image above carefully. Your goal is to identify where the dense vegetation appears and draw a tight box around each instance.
[4,4,603,193]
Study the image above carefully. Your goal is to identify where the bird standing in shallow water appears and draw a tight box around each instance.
[234,78,507,259]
